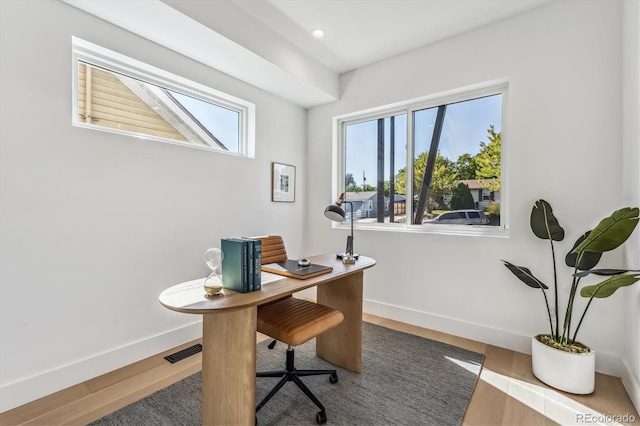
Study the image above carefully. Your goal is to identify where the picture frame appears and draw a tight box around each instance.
[272,162,296,202]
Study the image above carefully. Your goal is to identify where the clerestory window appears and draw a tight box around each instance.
[72,37,255,157]
[333,81,507,236]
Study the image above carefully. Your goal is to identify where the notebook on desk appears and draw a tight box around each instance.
[261,259,332,279]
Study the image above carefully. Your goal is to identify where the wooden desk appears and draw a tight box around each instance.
[159,254,376,425]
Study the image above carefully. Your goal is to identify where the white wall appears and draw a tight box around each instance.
[0,0,307,411]
[307,0,631,376]
[622,0,640,412]
[1,0,637,415]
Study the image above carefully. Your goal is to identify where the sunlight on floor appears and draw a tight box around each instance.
[480,368,624,426]
[446,356,482,375]
[445,356,634,426]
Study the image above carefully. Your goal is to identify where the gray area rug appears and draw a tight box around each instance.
[91,322,484,426]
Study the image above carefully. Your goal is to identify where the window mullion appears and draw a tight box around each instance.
[376,118,385,223]
[389,116,396,223]
[406,109,414,226]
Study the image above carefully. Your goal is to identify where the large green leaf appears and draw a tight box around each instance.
[573,207,639,254]
[574,269,640,278]
[530,199,564,241]
[565,231,601,270]
[502,260,548,289]
[580,274,640,298]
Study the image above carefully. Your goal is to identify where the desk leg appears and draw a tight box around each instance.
[316,271,363,373]
[201,306,257,426]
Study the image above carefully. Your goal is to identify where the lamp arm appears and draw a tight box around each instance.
[344,201,354,256]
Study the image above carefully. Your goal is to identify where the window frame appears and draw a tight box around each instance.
[71,37,256,157]
[332,80,509,237]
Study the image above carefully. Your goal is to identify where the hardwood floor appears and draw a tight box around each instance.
[1,313,638,425]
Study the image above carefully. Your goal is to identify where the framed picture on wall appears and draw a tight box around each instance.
[272,162,296,202]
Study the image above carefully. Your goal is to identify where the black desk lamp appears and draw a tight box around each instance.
[324,193,359,263]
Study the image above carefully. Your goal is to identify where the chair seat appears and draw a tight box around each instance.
[258,297,344,346]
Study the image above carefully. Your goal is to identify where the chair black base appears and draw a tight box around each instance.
[256,345,338,425]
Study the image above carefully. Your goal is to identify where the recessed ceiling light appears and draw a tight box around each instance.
[311,28,325,38]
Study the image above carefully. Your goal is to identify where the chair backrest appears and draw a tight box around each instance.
[251,235,287,264]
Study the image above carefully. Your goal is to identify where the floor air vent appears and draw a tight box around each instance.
[164,344,202,363]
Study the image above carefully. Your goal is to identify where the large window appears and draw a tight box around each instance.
[335,82,507,235]
[72,37,255,157]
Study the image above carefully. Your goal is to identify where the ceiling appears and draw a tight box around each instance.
[64,0,555,107]
[236,0,556,74]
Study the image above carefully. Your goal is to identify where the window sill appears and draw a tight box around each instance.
[332,221,509,238]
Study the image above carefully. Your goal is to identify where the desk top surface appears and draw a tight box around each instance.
[159,254,376,314]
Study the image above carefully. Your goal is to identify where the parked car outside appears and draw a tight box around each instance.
[425,209,489,225]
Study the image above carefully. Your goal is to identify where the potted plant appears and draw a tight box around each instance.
[502,200,639,394]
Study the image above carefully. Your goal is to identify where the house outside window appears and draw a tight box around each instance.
[72,37,255,157]
[333,81,507,236]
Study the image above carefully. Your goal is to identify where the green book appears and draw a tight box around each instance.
[243,237,262,291]
[253,239,262,290]
[243,238,255,291]
[242,237,263,291]
[221,238,248,293]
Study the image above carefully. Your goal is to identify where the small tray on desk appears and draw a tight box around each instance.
[261,259,333,279]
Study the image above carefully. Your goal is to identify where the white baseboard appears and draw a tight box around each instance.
[0,320,202,413]
[363,298,624,377]
[621,359,640,415]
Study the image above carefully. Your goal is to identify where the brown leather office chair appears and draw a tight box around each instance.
[256,297,343,425]
[252,236,343,425]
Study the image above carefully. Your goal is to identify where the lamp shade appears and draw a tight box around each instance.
[324,194,358,262]
[324,205,346,222]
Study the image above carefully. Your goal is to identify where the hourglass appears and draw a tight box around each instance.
[203,247,224,297]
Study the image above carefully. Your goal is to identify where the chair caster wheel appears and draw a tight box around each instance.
[316,411,327,424]
[329,373,338,384]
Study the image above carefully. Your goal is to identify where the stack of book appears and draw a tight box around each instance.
[220,237,262,293]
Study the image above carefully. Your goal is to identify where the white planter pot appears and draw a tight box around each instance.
[531,335,595,394]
